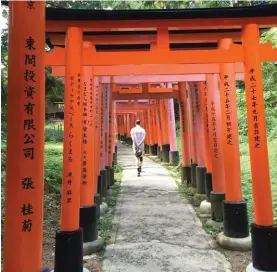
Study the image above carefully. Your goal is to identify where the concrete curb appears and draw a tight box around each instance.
[217,232,252,251]
[83,237,105,256]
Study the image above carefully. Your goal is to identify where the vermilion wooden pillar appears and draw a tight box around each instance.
[206,74,226,222]
[143,110,150,154]
[126,113,131,145]
[112,101,117,165]
[100,83,106,172]
[243,24,277,272]
[194,82,207,197]
[187,83,198,188]
[79,58,103,253]
[80,64,95,204]
[3,2,45,272]
[156,99,163,159]
[167,98,179,165]
[178,82,192,185]
[147,108,154,153]
[149,100,158,156]
[216,38,251,250]
[99,82,108,202]
[123,114,127,141]
[90,72,101,219]
[118,115,122,140]
[54,27,87,272]
[103,83,112,188]
[160,99,170,163]
[199,81,213,215]
[94,77,103,202]
[108,88,115,186]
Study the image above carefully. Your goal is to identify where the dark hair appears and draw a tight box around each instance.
[136,120,140,125]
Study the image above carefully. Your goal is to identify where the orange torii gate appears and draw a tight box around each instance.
[3,1,277,272]
[115,98,177,163]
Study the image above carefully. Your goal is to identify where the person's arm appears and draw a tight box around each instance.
[130,129,137,147]
[137,130,146,146]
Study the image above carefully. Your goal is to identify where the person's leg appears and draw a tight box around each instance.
[137,156,141,176]
[138,156,143,173]
[139,143,145,171]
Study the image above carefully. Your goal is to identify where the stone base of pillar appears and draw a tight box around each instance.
[144,144,149,154]
[193,193,206,207]
[246,263,277,272]
[217,232,251,251]
[162,144,170,163]
[196,166,207,194]
[216,200,251,251]
[247,224,277,272]
[181,165,191,185]
[52,268,88,272]
[125,137,131,146]
[83,237,104,256]
[129,137,133,145]
[105,166,111,188]
[205,172,213,202]
[223,200,249,238]
[110,167,114,186]
[157,146,161,158]
[158,146,163,160]
[113,152,117,165]
[199,200,211,218]
[94,193,101,219]
[150,145,157,156]
[154,144,158,155]
[190,163,198,188]
[97,175,103,203]
[169,151,179,165]
[54,228,86,272]
[79,205,98,243]
[210,191,225,222]
[100,169,108,199]
[100,202,108,216]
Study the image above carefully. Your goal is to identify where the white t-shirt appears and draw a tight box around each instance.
[130,125,146,146]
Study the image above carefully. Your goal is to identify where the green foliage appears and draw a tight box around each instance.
[202,221,223,238]
[99,217,113,243]
[44,143,63,194]
[261,27,277,47]
[45,67,64,103]
[1,142,63,225]
[45,122,64,142]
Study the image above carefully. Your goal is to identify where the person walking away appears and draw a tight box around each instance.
[130,120,146,176]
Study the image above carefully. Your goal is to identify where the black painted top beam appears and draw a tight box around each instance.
[2,1,277,21]
[44,4,277,21]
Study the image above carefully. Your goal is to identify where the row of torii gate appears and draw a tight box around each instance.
[2,1,277,272]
